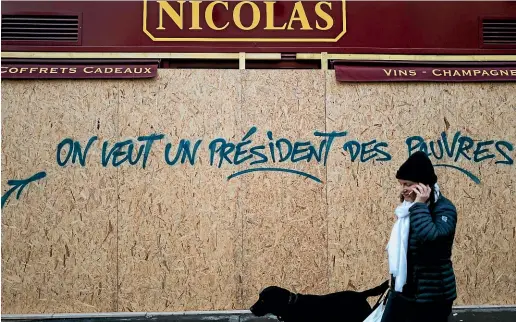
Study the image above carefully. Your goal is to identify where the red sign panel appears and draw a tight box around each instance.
[1,64,158,79]
[335,65,516,82]
[1,1,516,54]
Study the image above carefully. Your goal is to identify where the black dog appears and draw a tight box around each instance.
[250,280,389,322]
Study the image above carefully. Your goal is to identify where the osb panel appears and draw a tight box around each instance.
[117,70,242,312]
[239,70,328,308]
[438,83,516,305]
[326,72,516,305]
[1,80,118,313]
[2,71,514,315]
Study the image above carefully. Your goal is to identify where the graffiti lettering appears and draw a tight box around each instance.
[208,128,347,169]
[51,128,514,185]
[165,139,203,166]
[406,131,514,183]
[101,134,164,168]
[2,127,514,208]
[57,136,98,167]
[342,139,392,162]
[406,131,513,164]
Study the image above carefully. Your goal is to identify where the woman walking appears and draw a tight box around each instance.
[381,151,458,322]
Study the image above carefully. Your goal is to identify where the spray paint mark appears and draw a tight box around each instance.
[1,171,47,208]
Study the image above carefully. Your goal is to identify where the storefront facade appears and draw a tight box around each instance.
[2,1,516,318]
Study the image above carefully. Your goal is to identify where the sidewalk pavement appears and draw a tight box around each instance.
[2,307,516,322]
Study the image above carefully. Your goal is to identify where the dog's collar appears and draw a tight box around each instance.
[277,292,298,321]
[288,292,299,306]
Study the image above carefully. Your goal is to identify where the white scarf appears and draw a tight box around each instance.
[387,184,440,292]
[387,200,413,292]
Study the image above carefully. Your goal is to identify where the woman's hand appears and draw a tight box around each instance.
[412,183,431,203]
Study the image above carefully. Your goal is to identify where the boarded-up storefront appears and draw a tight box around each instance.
[2,0,516,316]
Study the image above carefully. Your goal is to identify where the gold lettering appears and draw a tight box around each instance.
[29,67,38,73]
[157,0,185,30]
[383,69,392,76]
[453,70,461,77]
[134,68,143,74]
[115,68,122,73]
[443,70,451,76]
[234,1,260,31]
[1,67,8,73]
[69,68,77,73]
[190,0,202,30]
[490,70,499,76]
[315,2,333,31]
[50,68,58,74]
[8,67,19,73]
[432,69,442,76]
[40,68,48,73]
[105,68,113,73]
[20,67,28,73]
[84,67,93,73]
[399,70,408,76]
[462,70,472,76]
[409,70,416,76]
[510,70,516,76]
[501,70,508,76]
[473,70,481,76]
[60,68,68,73]
[264,1,286,30]
[206,1,229,30]
[145,68,152,73]
[481,70,489,76]
[288,1,312,30]
[124,68,132,73]
[95,68,103,73]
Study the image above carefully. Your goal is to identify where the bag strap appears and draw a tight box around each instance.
[371,288,390,311]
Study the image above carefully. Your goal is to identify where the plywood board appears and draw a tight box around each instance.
[116,70,242,311]
[326,72,516,305]
[239,70,328,308]
[1,71,515,314]
[1,80,118,313]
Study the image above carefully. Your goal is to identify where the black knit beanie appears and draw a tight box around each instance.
[396,151,437,186]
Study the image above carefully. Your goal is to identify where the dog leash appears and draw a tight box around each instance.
[371,287,390,312]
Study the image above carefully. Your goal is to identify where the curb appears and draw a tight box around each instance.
[2,307,516,322]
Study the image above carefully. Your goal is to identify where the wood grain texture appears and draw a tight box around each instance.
[1,72,515,314]
[116,71,242,312]
[1,80,118,313]
[326,73,516,305]
[239,71,328,308]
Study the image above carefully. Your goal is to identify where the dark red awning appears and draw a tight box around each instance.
[335,62,516,82]
[1,60,159,79]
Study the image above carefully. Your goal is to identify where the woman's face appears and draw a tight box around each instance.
[398,179,418,202]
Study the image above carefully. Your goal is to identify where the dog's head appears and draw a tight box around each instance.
[250,286,292,317]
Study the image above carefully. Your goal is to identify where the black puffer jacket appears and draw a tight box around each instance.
[400,194,458,303]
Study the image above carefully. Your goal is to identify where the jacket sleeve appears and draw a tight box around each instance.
[409,201,457,243]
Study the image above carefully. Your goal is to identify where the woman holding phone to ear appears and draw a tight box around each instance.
[381,151,458,322]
